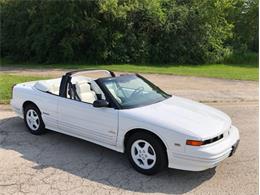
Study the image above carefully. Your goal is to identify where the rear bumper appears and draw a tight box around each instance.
[10,99,24,118]
[168,125,240,171]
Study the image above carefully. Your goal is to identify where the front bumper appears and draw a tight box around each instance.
[168,125,240,171]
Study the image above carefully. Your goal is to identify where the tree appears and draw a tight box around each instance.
[0,0,258,64]
[228,0,258,52]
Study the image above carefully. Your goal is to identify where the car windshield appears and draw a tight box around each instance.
[100,75,171,109]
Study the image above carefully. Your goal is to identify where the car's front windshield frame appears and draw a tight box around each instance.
[97,74,172,109]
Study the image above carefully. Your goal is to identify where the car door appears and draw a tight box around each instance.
[58,98,118,145]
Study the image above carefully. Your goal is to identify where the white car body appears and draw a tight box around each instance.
[11,71,240,172]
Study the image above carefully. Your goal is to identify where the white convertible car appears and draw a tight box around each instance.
[11,69,239,175]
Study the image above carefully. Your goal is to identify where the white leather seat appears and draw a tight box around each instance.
[48,83,60,95]
[75,81,97,104]
[34,79,60,95]
[34,81,49,92]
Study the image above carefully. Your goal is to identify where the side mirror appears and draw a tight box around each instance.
[93,99,109,108]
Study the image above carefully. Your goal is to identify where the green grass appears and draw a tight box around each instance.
[0,53,258,104]
[0,61,258,103]
[0,74,49,104]
[2,62,258,81]
[1,52,258,81]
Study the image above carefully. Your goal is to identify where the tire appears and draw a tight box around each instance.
[126,132,168,175]
[24,104,46,135]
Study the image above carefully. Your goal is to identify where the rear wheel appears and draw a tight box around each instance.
[126,132,167,175]
[24,104,45,135]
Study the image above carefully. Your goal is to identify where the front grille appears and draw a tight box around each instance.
[203,134,224,145]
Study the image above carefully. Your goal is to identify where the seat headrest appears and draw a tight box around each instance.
[34,81,49,92]
[76,81,91,93]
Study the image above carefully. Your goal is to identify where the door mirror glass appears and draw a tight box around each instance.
[93,99,109,108]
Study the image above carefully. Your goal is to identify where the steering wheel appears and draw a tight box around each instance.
[129,87,144,99]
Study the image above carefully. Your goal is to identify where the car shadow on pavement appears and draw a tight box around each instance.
[0,117,216,194]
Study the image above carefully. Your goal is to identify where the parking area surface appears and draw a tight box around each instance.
[0,69,258,195]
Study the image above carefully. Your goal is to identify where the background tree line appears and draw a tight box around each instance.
[0,0,258,64]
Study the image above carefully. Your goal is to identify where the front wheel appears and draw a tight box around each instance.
[126,132,168,175]
[24,104,46,135]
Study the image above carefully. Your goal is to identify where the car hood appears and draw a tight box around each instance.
[122,96,231,140]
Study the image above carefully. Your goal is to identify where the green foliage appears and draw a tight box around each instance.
[0,0,258,64]
[227,0,258,52]
[223,52,258,65]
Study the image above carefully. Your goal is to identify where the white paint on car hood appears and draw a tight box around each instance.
[122,96,231,140]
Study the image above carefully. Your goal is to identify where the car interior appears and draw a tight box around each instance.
[34,78,61,95]
[33,76,105,104]
[73,80,97,103]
